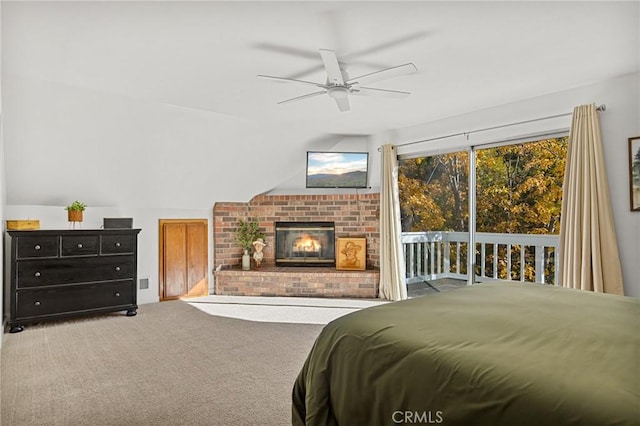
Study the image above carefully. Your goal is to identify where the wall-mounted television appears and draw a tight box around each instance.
[306,151,369,189]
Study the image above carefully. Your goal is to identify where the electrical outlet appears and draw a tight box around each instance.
[139,278,149,290]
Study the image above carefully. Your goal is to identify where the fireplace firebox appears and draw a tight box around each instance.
[275,222,335,267]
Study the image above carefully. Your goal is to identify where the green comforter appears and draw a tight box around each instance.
[292,282,640,425]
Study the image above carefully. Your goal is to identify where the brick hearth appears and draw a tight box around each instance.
[213,193,381,297]
[215,266,379,298]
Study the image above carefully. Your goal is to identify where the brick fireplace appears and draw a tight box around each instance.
[213,193,380,297]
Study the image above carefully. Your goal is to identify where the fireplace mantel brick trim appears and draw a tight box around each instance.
[215,268,380,298]
[213,193,381,297]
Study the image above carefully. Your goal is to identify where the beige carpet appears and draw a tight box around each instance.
[1,300,324,426]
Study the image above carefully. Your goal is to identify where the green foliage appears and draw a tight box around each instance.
[65,200,87,211]
[234,217,265,252]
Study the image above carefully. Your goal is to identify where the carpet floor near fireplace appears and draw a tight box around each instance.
[1,300,324,426]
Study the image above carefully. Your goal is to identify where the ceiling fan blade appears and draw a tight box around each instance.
[347,63,417,86]
[351,86,411,98]
[257,74,325,88]
[278,91,327,105]
[344,31,429,59]
[252,43,319,60]
[334,97,350,112]
[319,49,345,85]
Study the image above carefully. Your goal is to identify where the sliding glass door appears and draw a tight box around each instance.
[474,137,567,284]
[399,150,472,290]
[399,136,567,290]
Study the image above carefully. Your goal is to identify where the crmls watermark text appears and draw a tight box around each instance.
[392,411,444,424]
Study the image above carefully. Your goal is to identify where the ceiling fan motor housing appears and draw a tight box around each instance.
[327,86,350,100]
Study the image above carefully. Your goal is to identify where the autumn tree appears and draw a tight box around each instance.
[399,153,469,232]
[475,138,567,234]
[399,137,567,235]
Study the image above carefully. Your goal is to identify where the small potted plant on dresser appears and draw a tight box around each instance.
[65,200,87,224]
[234,217,265,271]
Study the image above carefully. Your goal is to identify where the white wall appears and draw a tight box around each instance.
[381,73,640,297]
[1,74,317,208]
[4,205,213,305]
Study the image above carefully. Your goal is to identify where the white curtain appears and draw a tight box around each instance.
[558,104,624,295]
[379,144,408,301]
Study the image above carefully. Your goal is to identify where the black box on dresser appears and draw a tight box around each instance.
[4,228,141,333]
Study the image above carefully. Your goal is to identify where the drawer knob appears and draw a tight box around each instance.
[34,244,41,250]
[77,243,83,249]
[34,301,41,306]
[115,242,121,247]
[34,271,41,277]
[115,266,121,272]
[114,292,120,297]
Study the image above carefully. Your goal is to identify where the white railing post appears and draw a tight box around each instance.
[409,244,416,278]
[431,241,436,275]
[506,244,512,280]
[493,243,498,278]
[520,245,526,282]
[480,243,486,279]
[554,248,560,286]
[535,245,544,284]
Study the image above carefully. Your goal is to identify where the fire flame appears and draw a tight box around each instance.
[293,234,322,252]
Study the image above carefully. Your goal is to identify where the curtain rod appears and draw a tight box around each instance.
[380,104,606,151]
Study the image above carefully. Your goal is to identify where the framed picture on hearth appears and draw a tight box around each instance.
[336,237,366,271]
[630,136,640,211]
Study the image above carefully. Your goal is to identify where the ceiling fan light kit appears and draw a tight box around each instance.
[327,86,349,100]
[258,49,417,112]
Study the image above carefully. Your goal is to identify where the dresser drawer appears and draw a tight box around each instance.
[15,281,135,320]
[16,256,135,288]
[62,235,99,256]
[101,234,135,254]
[16,236,59,259]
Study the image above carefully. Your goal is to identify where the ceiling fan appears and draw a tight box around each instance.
[258,49,417,112]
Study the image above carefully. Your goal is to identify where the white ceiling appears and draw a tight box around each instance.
[2,1,639,207]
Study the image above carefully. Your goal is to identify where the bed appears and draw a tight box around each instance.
[292,282,639,426]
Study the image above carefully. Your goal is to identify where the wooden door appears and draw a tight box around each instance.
[159,219,208,301]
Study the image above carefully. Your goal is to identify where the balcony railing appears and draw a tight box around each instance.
[401,231,560,285]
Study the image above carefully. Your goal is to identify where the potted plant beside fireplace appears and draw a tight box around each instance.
[234,217,265,271]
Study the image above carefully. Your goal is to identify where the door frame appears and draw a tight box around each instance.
[158,219,209,301]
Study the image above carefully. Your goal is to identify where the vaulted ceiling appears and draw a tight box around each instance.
[2,1,638,207]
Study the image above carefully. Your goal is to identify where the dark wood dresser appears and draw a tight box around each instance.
[4,229,141,333]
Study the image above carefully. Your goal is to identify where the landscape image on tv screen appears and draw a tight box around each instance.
[306,151,368,188]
